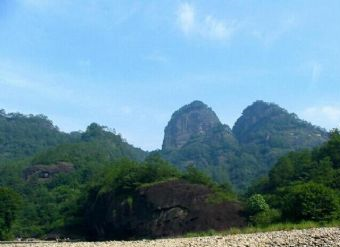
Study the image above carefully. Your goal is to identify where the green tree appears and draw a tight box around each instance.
[283,182,339,221]
[0,187,21,240]
[246,194,269,215]
[318,129,340,167]
[182,164,213,186]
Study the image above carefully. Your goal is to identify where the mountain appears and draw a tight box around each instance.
[161,101,243,184]
[233,100,328,167]
[160,100,328,190]
[162,100,224,150]
[0,110,76,162]
[31,123,147,166]
[0,108,147,165]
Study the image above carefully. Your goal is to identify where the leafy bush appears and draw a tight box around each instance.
[249,208,281,226]
[246,194,269,215]
[283,182,339,222]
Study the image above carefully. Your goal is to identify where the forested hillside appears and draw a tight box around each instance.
[0,110,76,162]
[246,129,340,225]
[0,120,147,239]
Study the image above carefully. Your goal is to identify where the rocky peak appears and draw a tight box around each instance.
[162,101,224,150]
[232,100,327,145]
[233,101,287,136]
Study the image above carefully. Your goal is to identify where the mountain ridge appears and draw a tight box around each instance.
[160,100,328,190]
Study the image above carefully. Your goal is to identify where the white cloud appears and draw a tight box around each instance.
[202,15,235,40]
[302,106,340,129]
[311,62,322,83]
[176,2,236,41]
[177,2,195,34]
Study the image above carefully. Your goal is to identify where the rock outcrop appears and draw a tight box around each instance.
[160,101,240,185]
[162,101,225,150]
[23,162,74,181]
[86,180,246,240]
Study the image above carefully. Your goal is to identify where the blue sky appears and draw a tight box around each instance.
[1,0,340,150]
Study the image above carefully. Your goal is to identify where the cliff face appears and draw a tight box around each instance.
[86,180,246,240]
[162,101,224,150]
[161,101,240,185]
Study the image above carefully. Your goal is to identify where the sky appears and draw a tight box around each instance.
[0,0,340,151]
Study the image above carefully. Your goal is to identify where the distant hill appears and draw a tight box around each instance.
[233,100,328,170]
[160,100,328,190]
[0,110,75,162]
[30,122,147,166]
[0,109,147,164]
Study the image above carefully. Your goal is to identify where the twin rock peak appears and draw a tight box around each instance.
[161,100,328,190]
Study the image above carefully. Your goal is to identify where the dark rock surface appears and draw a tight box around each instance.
[23,162,74,180]
[87,180,246,240]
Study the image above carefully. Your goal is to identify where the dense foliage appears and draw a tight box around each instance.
[0,187,21,240]
[248,129,340,224]
[0,110,75,162]
[0,120,147,238]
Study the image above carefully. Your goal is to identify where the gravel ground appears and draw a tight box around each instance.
[2,227,340,247]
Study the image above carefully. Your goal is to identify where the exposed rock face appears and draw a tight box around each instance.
[87,180,246,240]
[160,100,329,191]
[24,162,74,180]
[160,101,240,185]
[162,101,224,150]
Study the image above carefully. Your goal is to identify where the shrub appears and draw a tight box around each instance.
[283,182,339,222]
[246,194,270,215]
[249,208,281,226]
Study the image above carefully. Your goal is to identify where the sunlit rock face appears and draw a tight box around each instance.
[162,100,225,150]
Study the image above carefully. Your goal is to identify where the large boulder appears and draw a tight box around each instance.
[86,180,246,240]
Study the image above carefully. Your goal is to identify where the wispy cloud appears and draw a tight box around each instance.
[177,2,195,34]
[299,61,323,86]
[311,62,322,83]
[302,106,340,129]
[176,2,236,41]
